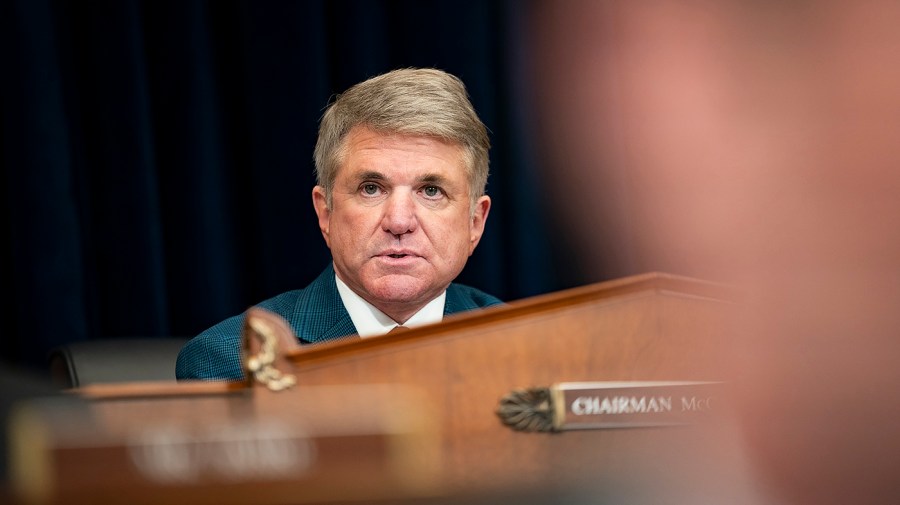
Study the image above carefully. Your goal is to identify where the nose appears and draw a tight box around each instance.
[381,189,418,236]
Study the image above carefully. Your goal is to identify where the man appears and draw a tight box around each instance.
[176,68,501,380]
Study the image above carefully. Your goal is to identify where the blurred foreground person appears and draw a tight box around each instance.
[528,1,900,503]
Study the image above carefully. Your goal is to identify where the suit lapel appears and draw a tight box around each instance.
[444,283,478,315]
[289,264,358,344]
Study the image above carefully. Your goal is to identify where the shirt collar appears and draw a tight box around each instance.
[334,272,446,338]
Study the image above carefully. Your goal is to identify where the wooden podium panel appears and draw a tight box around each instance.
[9,383,441,505]
[7,272,742,504]
[268,272,740,496]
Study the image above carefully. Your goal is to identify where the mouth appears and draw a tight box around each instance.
[377,250,420,261]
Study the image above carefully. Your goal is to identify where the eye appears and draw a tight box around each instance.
[422,185,443,199]
[360,183,382,196]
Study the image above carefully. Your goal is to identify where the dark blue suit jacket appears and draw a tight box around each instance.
[176,264,502,380]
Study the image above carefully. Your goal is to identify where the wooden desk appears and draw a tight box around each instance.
[8,272,742,504]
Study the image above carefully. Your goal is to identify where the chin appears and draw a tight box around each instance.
[366,278,431,304]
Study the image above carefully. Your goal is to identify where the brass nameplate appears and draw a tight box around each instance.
[498,381,722,432]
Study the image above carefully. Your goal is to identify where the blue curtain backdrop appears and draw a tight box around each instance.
[1,0,588,372]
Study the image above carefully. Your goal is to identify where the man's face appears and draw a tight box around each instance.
[313,126,491,323]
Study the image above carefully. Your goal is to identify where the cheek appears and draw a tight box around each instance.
[329,213,366,252]
[433,217,474,259]
[336,209,373,234]
[339,223,363,248]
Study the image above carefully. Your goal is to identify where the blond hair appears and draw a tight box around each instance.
[314,68,490,209]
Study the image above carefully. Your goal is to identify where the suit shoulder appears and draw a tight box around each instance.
[175,318,245,381]
[175,289,307,381]
[175,268,336,381]
[446,283,503,311]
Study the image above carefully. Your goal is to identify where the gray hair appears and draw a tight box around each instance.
[314,68,490,209]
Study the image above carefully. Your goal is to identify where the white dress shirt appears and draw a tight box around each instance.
[334,274,446,338]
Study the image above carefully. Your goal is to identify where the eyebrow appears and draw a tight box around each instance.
[355,170,387,182]
[353,171,450,186]
[418,174,449,186]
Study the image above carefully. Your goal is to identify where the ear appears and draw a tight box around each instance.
[467,195,491,255]
[312,186,332,248]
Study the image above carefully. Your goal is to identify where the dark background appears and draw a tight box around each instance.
[1,0,601,373]
[6,2,900,503]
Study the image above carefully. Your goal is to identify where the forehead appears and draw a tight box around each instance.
[337,126,468,181]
